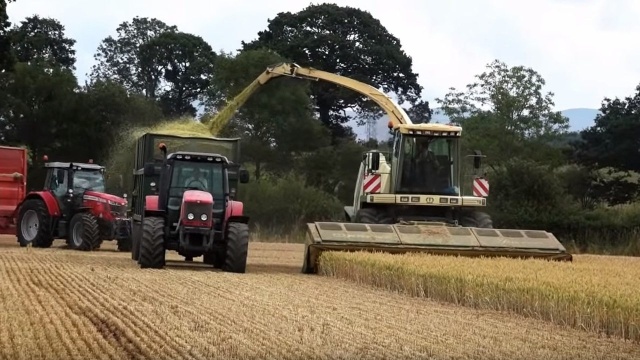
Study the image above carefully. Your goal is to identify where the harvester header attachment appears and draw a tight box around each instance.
[302,222,572,273]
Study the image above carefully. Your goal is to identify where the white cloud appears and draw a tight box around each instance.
[7,0,640,111]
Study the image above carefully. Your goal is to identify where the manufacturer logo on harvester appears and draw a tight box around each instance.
[426,197,434,203]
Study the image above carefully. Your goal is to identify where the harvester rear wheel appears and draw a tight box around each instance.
[69,213,101,251]
[221,222,249,273]
[459,210,493,228]
[17,199,54,248]
[354,208,393,224]
[139,217,165,269]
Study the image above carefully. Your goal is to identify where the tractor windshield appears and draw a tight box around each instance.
[397,135,459,195]
[168,160,225,209]
[73,170,105,193]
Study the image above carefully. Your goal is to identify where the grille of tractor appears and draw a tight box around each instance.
[184,203,211,218]
[110,204,127,217]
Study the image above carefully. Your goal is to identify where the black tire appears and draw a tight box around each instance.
[131,222,141,261]
[354,207,394,224]
[138,217,165,269]
[221,222,249,273]
[117,237,132,252]
[68,213,102,251]
[459,210,493,228]
[17,198,54,248]
[203,249,225,268]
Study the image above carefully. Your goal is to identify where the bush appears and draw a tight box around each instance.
[238,172,343,240]
[485,159,640,255]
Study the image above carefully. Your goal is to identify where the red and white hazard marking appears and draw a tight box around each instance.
[473,178,489,197]
[363,174,381,193]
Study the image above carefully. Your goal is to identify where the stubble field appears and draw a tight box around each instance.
[0,235,638,360]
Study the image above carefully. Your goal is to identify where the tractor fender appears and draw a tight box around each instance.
[225,200,249,224]
[145,195,159,211]
[17,191,61,217]
[144,195,164,217]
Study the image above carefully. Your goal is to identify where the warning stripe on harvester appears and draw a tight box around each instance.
[473,178,489,197]
[363,174,381,193]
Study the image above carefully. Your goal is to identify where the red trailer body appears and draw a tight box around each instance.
[0,146,27,235]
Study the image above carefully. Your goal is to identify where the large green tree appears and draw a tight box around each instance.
[207,49,329,179]
[139,31,216,117]
[242,3,423,140]
[0,62,78,162]
[436,59,570,168]
[570,84,640,205]
[90,16,177,98]
[0,0,15,71]
[9,15,76,70]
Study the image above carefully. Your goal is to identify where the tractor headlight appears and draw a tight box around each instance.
[187,213,195,220]
[200,214,208,221]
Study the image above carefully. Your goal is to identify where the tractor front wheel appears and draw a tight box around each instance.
[69,213,102,251]
[138,217,165,269]
[17,199,54,248]
[221,222,249,273]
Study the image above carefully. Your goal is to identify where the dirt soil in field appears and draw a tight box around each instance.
[0,235,638,360]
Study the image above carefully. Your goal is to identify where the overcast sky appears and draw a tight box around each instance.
[7,0,640,110]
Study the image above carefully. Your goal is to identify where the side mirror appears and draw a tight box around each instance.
[473,150,482,169]
[56,169,65,180]
[239,169,250,184]
[143,163,156,176]
[367,152,380,171]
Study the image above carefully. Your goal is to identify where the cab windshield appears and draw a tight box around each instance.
[73,170,105,193]
[397,135,459,195]
[169,160,225,208]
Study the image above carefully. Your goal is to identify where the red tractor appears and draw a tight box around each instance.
[15,157,132,251]
[131,143,250,272]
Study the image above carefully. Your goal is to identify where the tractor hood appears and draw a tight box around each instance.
[182,190,213,205]
[83,191,127,205]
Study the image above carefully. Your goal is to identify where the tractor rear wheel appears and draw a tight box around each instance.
[354,207,393,224]
[69,213,102,251]
[138,217,165,269]
[17,199,54,248]
[221,222,249,273]
[459,210,493,228]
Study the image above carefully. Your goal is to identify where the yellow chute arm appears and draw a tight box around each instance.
[206,62,413,135]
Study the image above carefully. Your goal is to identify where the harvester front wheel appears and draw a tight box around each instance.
[459,210,493,228]
[69,213,101,251]
[221,222,249,273]
[17,199,54,248]
[139,217,165,269]
[354,208,393,224]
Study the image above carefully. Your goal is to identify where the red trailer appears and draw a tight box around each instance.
[0,146,28,235]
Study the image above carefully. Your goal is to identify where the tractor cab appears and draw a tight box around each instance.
[43,160,107,216]
[152,151,241,234]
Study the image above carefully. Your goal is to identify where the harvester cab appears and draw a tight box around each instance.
[132,142,251,273]
[15,156,132,251]
[207,62,573,274]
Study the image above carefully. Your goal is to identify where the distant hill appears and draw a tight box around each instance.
[346,107,601,141]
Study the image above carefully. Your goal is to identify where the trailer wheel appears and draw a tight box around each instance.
[138,217,165,269]
[203,250,224,268]
[354,208,393,224]
[131,222,141,261]
[117,237,132,252]
[69,213,102,251]
[221,222,249,273]
[17,199,54,248]
[459,210,493,228]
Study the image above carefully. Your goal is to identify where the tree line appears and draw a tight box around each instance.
[1,1,638,253]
